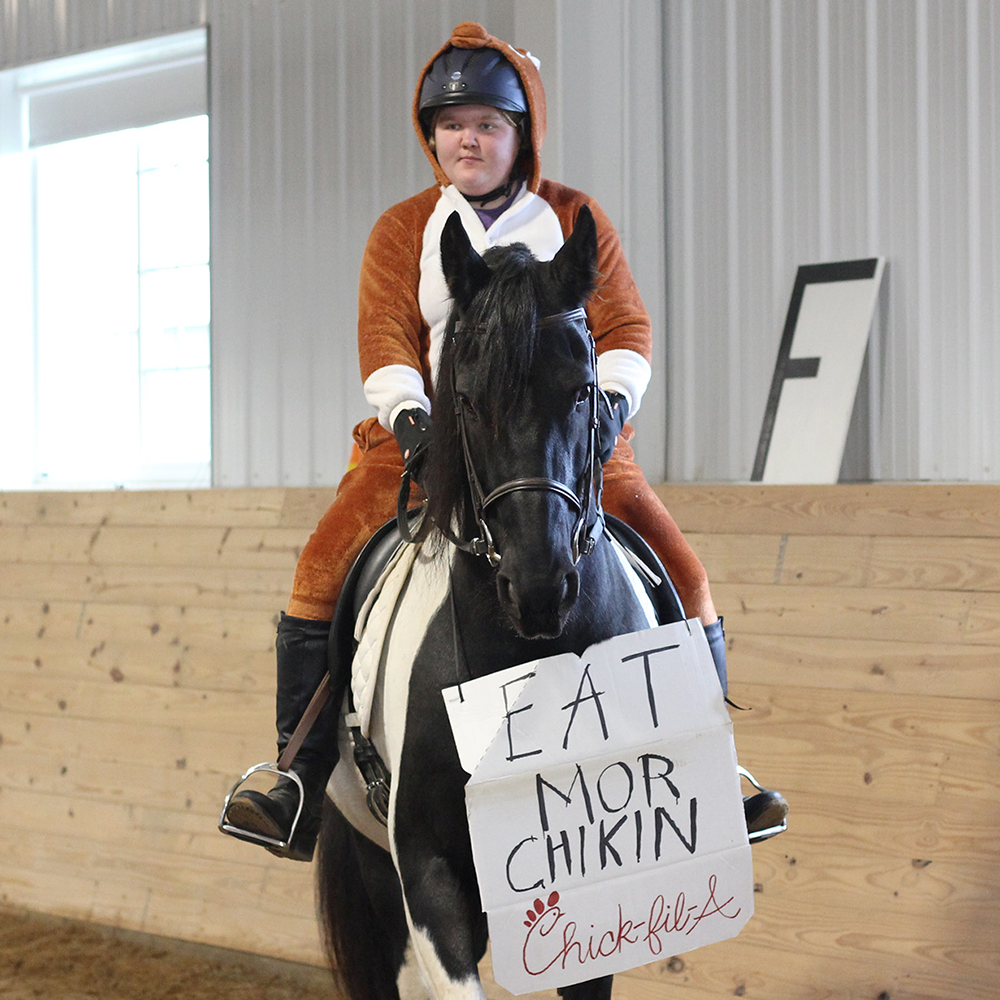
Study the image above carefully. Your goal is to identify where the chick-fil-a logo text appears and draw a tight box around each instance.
[521,876,743,978]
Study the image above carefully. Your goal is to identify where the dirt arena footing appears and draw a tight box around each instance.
[0,907,340,1000]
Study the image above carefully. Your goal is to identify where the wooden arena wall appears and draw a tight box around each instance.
[1,485,998,999]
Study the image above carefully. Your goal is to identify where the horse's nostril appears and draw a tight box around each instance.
[498,575,516,607]
[564,571,580,606]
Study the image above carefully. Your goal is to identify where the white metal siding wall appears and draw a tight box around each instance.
[665,0,1000,482]
[2,0,667,487]
[208,0,527,488]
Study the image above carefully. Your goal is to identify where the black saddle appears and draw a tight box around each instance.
[603,513,686,625]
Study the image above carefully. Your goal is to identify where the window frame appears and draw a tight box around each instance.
[0,28,210,491]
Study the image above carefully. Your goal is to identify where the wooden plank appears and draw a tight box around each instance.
[631,530,1000,593]
[735,721,1000,812]
[0,600,277,690]
[728,632,1000,701]
[0,630,275,692]
[868,535,1000,592]
[1,712,277,806]
[1,741,269,817]
[687,532,1000,592]
[0,489,290,528]
[0,834,323,963]
[655,483,1000,537]
[760,534,1000,592]
[966,591,1000,643]
[0,561,291,610]
[745,828,1000,911]
[714,581,986,645]
[0,524,306,570]
[0,671,274,734]
[684,532,791,586]
[616,909,999,1000]
[730,683,1000,760]
[0,598,276,691]
[728,684,1000,808]
[750,785,1000,869]
[775,533,873,587]
[710,892,999,982]
[1,824,308,923]
[4,785,291,867]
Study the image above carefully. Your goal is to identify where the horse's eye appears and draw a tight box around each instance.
[574,386,592,407]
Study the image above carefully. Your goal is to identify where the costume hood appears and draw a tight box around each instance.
[413,21,547,193]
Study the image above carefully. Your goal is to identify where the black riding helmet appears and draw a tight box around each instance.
[418,46,528,138]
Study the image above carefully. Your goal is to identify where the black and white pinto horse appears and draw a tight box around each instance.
[318,207,683,1000]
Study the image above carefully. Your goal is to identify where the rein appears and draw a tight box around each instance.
[399,307,605,567]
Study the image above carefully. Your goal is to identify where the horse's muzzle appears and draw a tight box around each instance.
[497,565,580,639]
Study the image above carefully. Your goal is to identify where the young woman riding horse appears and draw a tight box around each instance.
[221,20,786,863]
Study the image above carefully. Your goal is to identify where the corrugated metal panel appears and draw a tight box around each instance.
[3,0,665,487]
[6,0,999,485]
[0,0,208,66]
[545,1,667,479]
[665,0,1000,482]
[207,0,522,488]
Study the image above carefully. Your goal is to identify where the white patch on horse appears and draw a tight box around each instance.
[396,940,433,1000]
[406,926,487,1000]
[375,543,452,778]
[326,541,451,850]
[352,539,420,736]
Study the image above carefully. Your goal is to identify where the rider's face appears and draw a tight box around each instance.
[433,105,520,200]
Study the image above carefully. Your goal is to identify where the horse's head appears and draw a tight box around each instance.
[425,206,600,639]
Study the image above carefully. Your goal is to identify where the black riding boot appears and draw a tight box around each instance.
[705,618,788,842]
[224,613,338,862]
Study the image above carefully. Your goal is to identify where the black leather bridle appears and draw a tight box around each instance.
[398,306,606,567]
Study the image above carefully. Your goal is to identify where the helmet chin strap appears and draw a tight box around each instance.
[464,173,519,207]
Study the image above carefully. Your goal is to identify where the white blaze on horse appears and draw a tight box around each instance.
[317,207,688,1000]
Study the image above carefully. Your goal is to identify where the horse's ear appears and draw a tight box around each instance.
[550,204,598,308]
[441,211,492,311]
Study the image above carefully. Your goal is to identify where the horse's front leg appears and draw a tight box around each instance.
[558,976,614,1000]
[390,676,488,1000]
[393,835,488,1000]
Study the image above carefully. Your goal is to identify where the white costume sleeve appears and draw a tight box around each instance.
[364,364,432,431]
[597,348,652,419]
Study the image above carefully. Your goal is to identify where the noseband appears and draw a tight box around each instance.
[450,306,605,568]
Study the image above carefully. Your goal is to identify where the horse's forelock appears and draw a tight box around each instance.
[461,245,544,421]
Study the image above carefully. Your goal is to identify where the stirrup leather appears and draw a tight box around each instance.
[218,762,306,851]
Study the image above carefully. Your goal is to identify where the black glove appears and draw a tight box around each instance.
[393,407,433,484]
[598,390,628,465]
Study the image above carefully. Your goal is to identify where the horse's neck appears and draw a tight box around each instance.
[447,535,652,679]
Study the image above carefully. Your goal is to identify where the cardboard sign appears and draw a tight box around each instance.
[443,620,753,994]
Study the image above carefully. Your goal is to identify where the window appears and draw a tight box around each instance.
[0,29,210,489]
